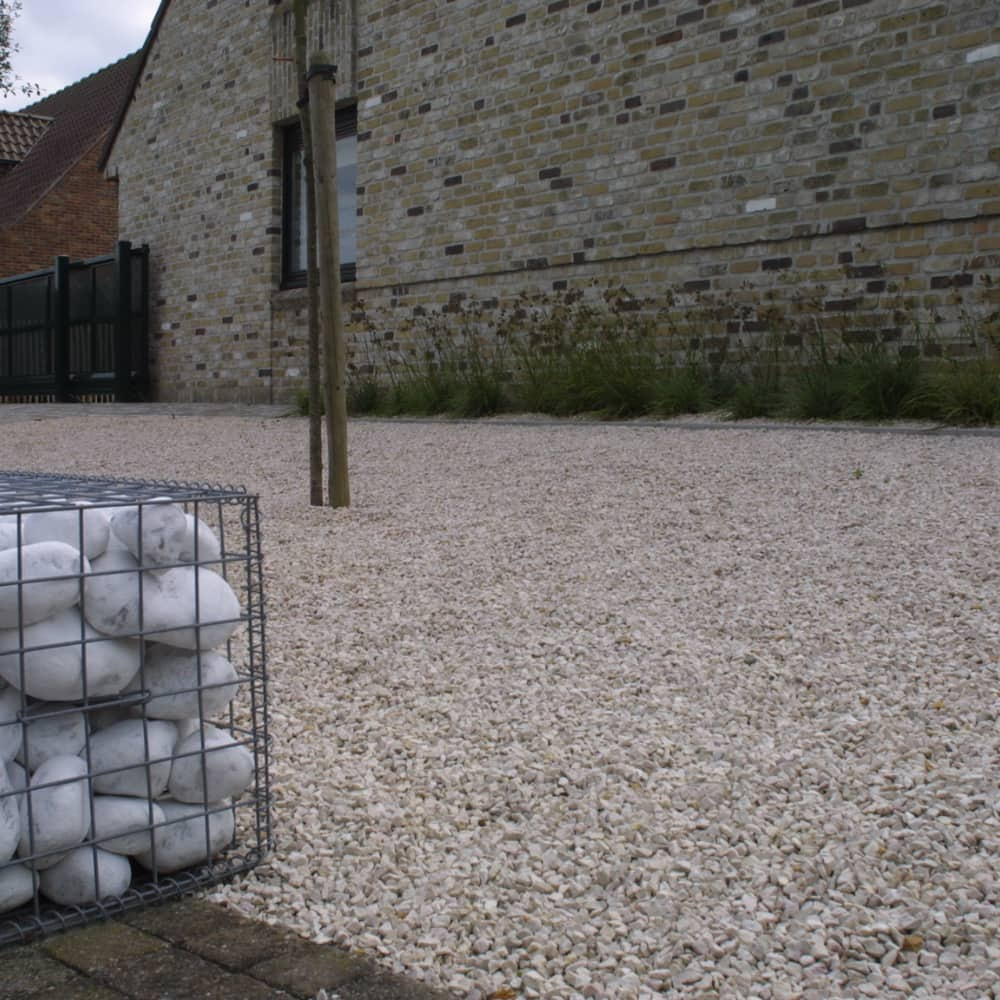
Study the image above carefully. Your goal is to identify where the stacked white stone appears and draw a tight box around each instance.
[0,501,253,912]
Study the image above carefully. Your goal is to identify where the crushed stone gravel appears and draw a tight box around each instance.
[1,415,998,1000]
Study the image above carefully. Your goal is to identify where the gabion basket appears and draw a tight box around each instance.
[0,471,272,946]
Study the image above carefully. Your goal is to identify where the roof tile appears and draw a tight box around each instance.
[0,112,52,164]
[0,52,141,228]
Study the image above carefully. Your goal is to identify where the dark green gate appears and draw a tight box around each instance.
[0,241,149,402]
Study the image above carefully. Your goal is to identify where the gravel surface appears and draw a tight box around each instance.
[1,414,998,999]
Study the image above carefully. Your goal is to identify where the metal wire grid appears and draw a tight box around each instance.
[0,470,251,513]
[0,473,272,947]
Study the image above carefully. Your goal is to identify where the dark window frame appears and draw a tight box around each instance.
[281,104,358,288]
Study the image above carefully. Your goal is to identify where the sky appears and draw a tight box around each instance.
[1,0,160,111]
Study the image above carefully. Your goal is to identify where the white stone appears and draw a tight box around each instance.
[84,549,241,650]
[111,502,188,567]
[0,862,36,913]
[0,683,22,762]
[16,704,87,772]
[169,724,254,803]
[180,514,223,566]
[86,719,178,798]
[126,644,241,720]
[0,522,21,550]
[21,506,111,560]
[5,759,26,852]
[39,846,132,905]
[6,759,26,793]
[0,542,90,629]
[134,798,235,873]
[91,795,166,855]
[1,762,19,862]
[80,548,141,636]
[152,567,242,649]
[173,717,200,743]
[89,704,137,731]
[17,755,90,865]
[0,607,141,701]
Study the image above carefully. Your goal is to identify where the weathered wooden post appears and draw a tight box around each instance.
[113,240,133,402]
[293,0,324,507]
[307,52,350,508]
[52,255,70,402]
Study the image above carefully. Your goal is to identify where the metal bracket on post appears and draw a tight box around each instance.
[305,62,337,84]
[114,240,133,402]
[53,256,71,402]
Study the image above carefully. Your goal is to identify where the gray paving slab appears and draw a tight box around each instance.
[8,898,456,1000]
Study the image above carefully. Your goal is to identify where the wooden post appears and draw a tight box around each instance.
[52,255,70,402]
[307,52,350,508]
[293,0,323,507]
[113,240,133,402]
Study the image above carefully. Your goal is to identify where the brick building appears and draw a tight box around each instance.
[105,0,1000,403]
[0,54,140,277]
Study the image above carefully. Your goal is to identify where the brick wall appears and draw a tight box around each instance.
[354,0,999,345]
[110,0,999,402]
[108,0,282,402]
[0,136,120,276]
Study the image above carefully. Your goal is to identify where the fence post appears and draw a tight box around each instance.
[53,255,71,402]
[114,240,133,402]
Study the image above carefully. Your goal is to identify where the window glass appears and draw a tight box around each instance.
[288,135,307,275]
[337,130,358,271]
[282,106,357,286]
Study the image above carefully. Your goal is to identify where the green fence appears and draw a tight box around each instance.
[0,242,149,402]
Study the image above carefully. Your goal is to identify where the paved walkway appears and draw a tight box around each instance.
[0,400,997,436]
[0,402,293,422]
[6,897,454,999]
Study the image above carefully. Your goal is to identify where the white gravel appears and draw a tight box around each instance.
[1,414,998,999]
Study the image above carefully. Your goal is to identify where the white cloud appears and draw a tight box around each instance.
[1,0,161,111]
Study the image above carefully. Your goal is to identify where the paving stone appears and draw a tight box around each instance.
[39,919,169,975]
[8,894,455,999]
[332,971,457,1000]
[1,944,84,995]
[122,898,304,972]
[247,941,377,995]
[86,946,295,999]
[126,895,379,994]
[11,980,124,1000]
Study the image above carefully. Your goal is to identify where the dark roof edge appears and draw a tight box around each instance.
[99,0,172,171]
[24,51,138,116]
[0,111,54,123]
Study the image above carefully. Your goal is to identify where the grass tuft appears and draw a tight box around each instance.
[331,279,999,427]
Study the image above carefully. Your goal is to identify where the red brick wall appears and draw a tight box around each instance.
[0,134,119,277]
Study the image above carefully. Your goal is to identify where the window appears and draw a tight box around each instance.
[282,105,357,286]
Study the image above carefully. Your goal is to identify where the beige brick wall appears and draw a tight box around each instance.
[354,0,999,338]
[110,0,284,401]
[110,0,1000,402]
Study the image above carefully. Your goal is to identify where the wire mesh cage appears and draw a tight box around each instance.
[0,471,272,946]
